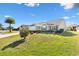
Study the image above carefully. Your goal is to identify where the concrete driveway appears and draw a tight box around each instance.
[0,32,19,38]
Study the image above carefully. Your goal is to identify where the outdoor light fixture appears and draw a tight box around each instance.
[43,26,46,28]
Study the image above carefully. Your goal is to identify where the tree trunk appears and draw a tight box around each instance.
[9,24,12,32]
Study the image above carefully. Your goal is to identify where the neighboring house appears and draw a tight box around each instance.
[21,19,66,31]
[76,25,79,32]
[68,24,79,32]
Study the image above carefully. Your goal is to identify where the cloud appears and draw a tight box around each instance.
[60,3,74,10]
[24,3,40,7]
[29,13,36,17]
[16,3,40,7]
[4,15,11,18]
[63,16,70,19]
[16,3,22,5]
[71,16,76,17]
[76,12,79,15]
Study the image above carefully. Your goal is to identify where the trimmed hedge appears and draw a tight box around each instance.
[55,29,64,33]
[29,30,54,34]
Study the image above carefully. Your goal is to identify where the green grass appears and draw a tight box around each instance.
[0,31,79,56]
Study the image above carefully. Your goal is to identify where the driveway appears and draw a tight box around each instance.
[0,32,19,38]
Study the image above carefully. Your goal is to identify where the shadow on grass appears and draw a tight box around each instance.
[60,31,77,37]
[2,39,25,51]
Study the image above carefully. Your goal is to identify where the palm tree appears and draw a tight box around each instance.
[0,23,3,30]
[5,17,15,32]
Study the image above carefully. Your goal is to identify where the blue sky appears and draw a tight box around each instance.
[0,3,79,28]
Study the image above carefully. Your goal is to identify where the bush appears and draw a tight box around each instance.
[13,28,19,31]
[20,28,29,38]
[30,30,42,33]
[29,30,35,34]
[55,29,64,33]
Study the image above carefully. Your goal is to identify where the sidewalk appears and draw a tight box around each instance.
[0,32,19,39]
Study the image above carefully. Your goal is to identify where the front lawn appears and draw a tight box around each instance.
[0,31,79,56]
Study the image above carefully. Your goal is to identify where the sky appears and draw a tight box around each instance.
[0,3,79,28]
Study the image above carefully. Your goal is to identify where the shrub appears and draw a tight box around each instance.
[13,28,19,31]
[29,30,54,34]
[20,27,29,39]
[55,29,64,33]
[29,30,46,33]
[29,30,35,34]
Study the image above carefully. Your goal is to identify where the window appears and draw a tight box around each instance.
[36,26,41,30]
[42,26,47,30]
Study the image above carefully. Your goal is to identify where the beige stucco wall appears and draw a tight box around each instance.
[47,19,66,30]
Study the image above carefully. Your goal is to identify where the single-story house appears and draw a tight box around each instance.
[68,24,79,32]
[21,19,66,31]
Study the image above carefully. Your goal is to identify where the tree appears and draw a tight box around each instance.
[5,17,15,32]
[19,26,29,40]
[72,26,77,31]
[0,23,3,30]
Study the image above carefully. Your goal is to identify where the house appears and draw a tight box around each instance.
[47,19,66,30]
[68,24,79,32]
[21,19,66,31]
[29,22,57,31]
